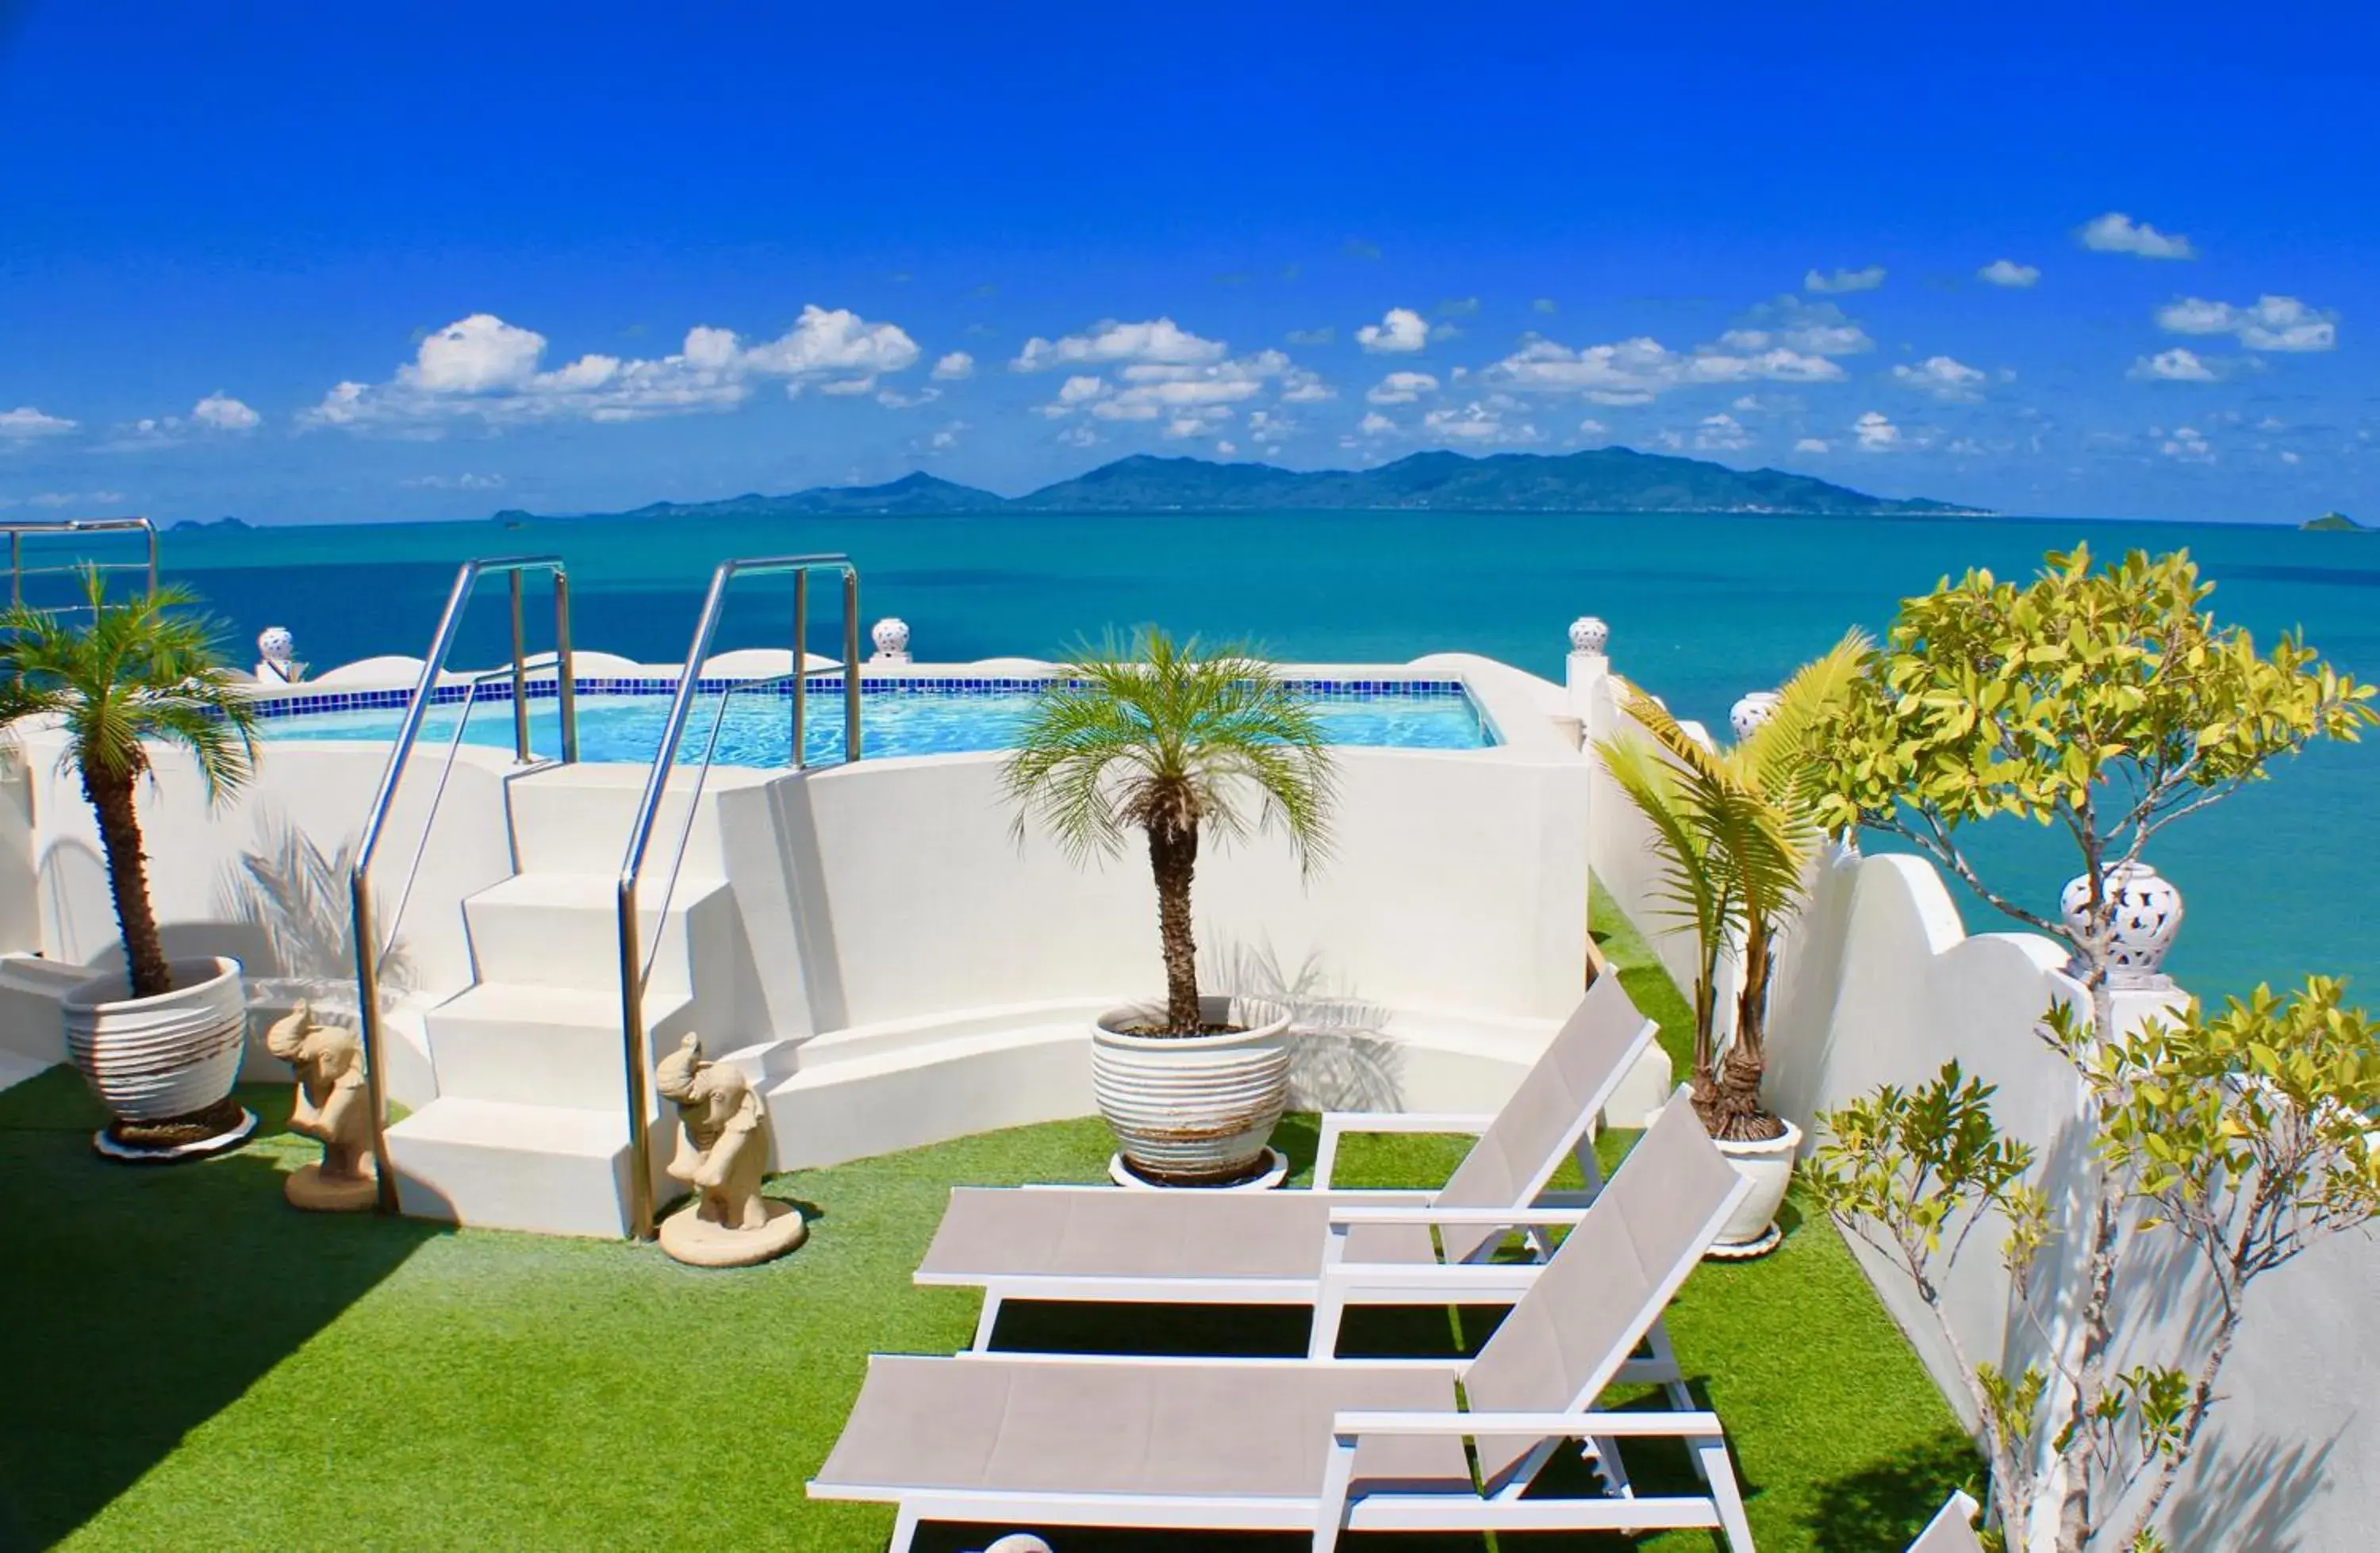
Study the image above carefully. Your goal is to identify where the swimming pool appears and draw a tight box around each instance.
[258,677,1498,765]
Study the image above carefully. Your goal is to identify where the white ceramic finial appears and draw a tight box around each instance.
[255,627,304,685]
[1729,690,1783,742]
[1568,615,1609,656]
[2059,862,2183,987]
[869,617,911,664]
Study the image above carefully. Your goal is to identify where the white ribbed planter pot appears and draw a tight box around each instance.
[1092,995,1292,1186]
[63,956,248,1124]
[1710,1118,1802,1259]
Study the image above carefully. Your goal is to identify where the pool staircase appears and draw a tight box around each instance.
[381,764,765,1237]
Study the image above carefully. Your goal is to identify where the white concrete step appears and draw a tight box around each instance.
[0,953,90,1065]
[0,1048,53,1095]
[505,762,774,876]
[461,871,730,994]
[762,1022,1092,1170]
[387,1096,636,1238]
[781,997,1115,1071]
[424,981,696,1111]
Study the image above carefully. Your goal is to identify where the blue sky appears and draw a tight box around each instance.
[2,2,2374,526]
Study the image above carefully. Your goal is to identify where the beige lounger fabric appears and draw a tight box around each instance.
[1430,976,1645,1261]
[818,1356,1472,1501]
[914,974,1652,1284]
[918,1187,1435,1281]
[1452,1098,1743,1486]
[816,1097,1741,1525]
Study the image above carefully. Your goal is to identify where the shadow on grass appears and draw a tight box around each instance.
[1806,1426,1982,1550]
[0,1068,441,1550]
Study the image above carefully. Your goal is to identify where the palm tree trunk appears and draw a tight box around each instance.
[1147,817,1201,1032]
[83,765,174,1001]
[1708,928,1783,1142]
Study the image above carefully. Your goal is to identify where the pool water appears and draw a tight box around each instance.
[263,684,1497,765]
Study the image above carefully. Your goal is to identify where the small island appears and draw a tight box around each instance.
[168,516,251,533]
[2301,512,2371,532]
[502,447,1994,524]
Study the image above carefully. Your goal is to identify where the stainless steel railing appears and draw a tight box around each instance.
[4,516,158,607]
[615,554,859,1240]
[350,557,578,1212]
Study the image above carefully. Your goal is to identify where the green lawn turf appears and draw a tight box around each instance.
[0,904,1976,1551]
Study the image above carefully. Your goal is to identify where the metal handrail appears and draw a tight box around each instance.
[350,557,578,1213]
[4,516,158,606]
[616,554,859,1240]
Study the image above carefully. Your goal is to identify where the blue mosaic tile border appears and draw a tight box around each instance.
[247,674,1474,722]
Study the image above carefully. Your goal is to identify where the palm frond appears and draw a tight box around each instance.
[1001,626,1337,870]
[0,566,259,803]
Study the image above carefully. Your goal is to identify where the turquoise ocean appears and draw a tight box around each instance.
[81,509,2378,1004]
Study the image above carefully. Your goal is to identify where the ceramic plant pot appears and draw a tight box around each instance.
[63,956,248,1129]
[1709,1118,1802,1259]
[1091,995,1292,1186]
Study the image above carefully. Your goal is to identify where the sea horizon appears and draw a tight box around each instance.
[60,502,2371,1010]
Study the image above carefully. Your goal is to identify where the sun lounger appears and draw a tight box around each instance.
[914,976,1661,1356]
[1908,1491,1987,1552]
[812,1091,1755,1550]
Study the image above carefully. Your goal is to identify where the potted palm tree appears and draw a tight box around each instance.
[1004,628,1336,1185]
[1593,631,1864,1252]
[0,569,263,1159]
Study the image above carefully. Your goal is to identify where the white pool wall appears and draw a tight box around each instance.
[0,650,1597,1111]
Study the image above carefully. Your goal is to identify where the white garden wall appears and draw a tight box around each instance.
[1752,846,2375,1551]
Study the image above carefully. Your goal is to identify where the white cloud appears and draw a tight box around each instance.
[304,307,920,431]
[1036,350,1315,425]
[2155,294,2336,351]
[1479,328,1847,403]
[0,489,125,510]
[817,376,879,397]
[1420,400,1541,445]
[2281,450,2301,465]
[2079,212,2195,259]
[930,351,975,380]
[2129,347,2221,382]
[1719,298,1875,358]
[1215,440,1237,456]
[2160,425,2214,462]
[1055,424,1100,448]
[1357,411,1397,436]
[1892,355,1990,401]
[873,385,942,409]
[1979,259,2041,288]
[0,406,76,439]
[1795,437,1830,453]
[1579,417,1608,435]
[1806,265,1887,293]
[1853,410,1901,451]
[1366,370,1439,405]
[399,472,505,490]
[1012,317,1225,371]
[1693,412,1751,451]
[190,392,261,431]
[1356,307,1429,354]
[1246,410,1297,447]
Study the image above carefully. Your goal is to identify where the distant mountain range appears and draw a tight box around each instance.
[491,447,1991,527]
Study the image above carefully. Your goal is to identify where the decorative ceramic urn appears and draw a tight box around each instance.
[1729,690,1782,742]
[1568,616,1610,656]
[869,617,912,663]
[2059,861,2184,987]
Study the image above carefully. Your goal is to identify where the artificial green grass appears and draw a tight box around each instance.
[0,916,1974,1551]
[1590,872,1699,1079]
